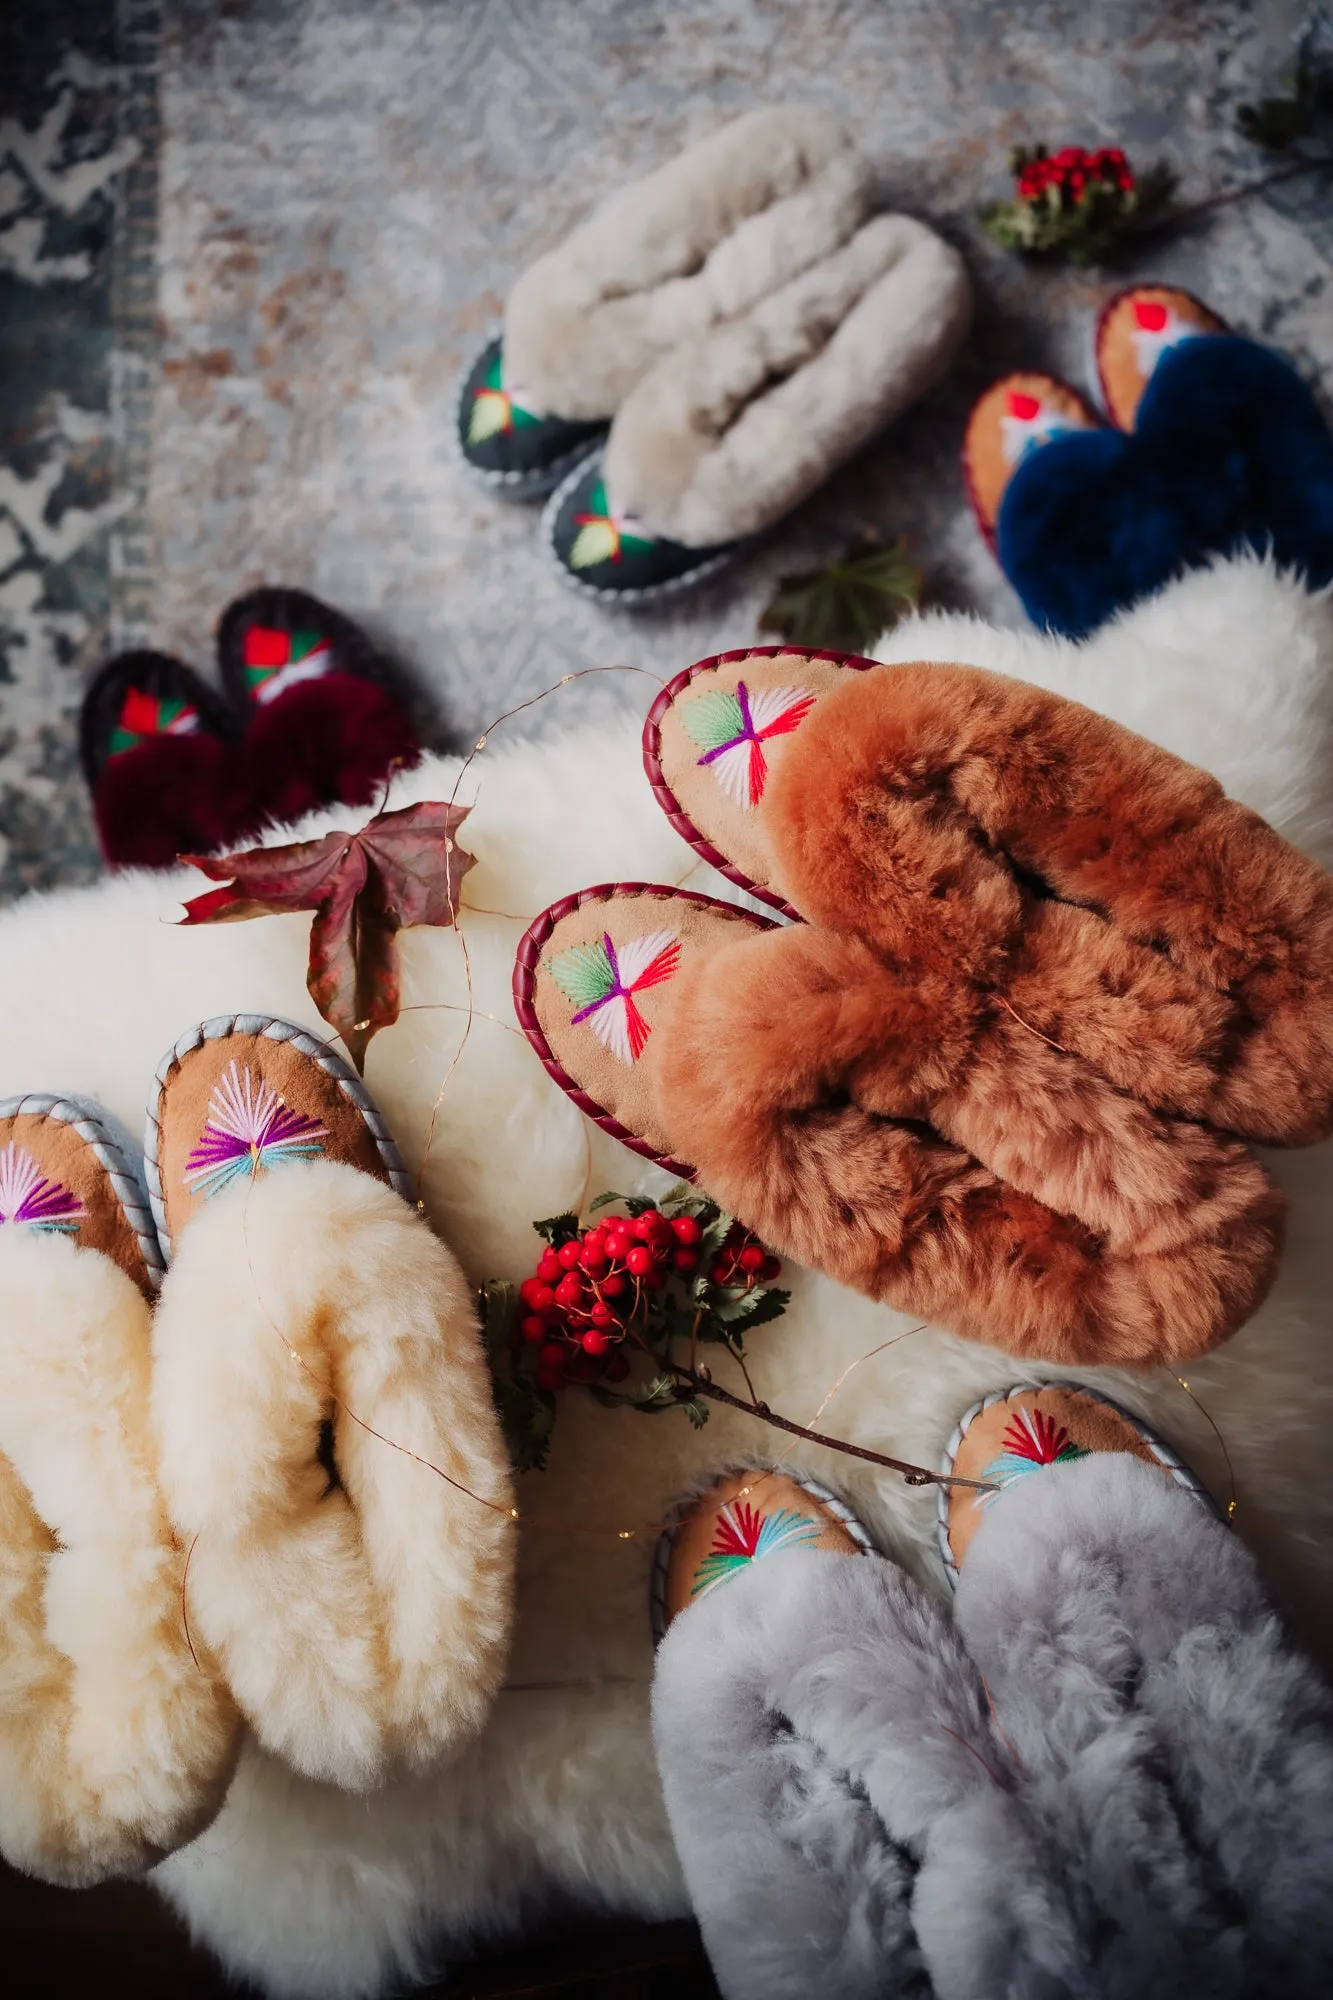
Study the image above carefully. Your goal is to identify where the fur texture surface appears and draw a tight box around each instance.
[150,1160,516,1791]
[997,338,1333,641]
[605,215,971,545]
[504,106,873,420]
[93,733,252,873]
[0,554,1331,1991]
[237,674,423,832]
[652,1456,1333,1999]
[0,1231,239,1886]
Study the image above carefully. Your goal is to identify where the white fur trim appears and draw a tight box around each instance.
[149,1159,516,1792]
[604,213,973,544]
[0,1229,237,1885]
[505,106,874,419]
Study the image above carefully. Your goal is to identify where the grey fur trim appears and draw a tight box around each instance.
[143,1015,412,1262]
[937,1381,1211,1584]
[0,1090,165,1288]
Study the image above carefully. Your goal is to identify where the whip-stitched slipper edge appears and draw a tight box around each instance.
[1091,283,1231,432]
[452,332,607,503]
[642,645,877,919]
[514,881,776,1179]
[540,450,743,609]
[0,1090,165,1289]
[649,1467,876,1647]
[936,1380,1214,1588]
[143,1015,412,1262]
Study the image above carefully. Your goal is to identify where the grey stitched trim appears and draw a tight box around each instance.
[649,1464,876,1649]
[936,1380,1214,1588]
[0,1091,165,1290]
[143,1014,412,1263]
[540,449,743,609]
[451,330,606,502]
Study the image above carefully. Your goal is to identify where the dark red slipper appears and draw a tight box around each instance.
[217,586,421,824]
[80,651,249,870]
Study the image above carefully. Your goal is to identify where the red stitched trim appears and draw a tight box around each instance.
[512,880,777,1180]
[641,646,878,924]
[1092,284,1231,432]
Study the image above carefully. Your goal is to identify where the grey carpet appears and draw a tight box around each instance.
[2,0,1331,903]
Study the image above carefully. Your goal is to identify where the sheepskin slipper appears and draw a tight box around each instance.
[990,325,1333,640]
[144,1016,516,1790]
[80,650,250,870]
[455,336,605,500]
[218,585,422,826]
[962,372,1100,552]
[0,1094,238,1885]
[519,880,1283,1367]
[1093,283,1228,430]
[649,1468,872,1644]
[936,1380,1211,1581]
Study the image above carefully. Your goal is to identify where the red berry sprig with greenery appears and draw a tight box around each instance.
[979,143,1177,265]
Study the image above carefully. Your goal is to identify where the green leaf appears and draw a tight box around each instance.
[588,1190,626,1213]
[710,1283,791,1328]
[533,1210,580,1247]
[758,539,923,656]
[490,1374,557,1474]
[682,1399,710,1431]
[1237,93,1313,149]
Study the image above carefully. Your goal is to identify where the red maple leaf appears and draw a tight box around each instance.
[179,800,475,1072]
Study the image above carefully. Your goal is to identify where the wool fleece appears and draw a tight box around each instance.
[0,555,1330,1992]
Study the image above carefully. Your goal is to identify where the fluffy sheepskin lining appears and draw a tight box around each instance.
[0,1230,238,1886]
[504,105,874,419]
[149,1159,515,1792]
[604,214,972,544]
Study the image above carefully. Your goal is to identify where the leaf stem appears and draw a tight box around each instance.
[1139,153,1332,232]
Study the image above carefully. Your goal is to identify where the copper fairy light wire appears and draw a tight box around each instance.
[1173,1372,1239,1519]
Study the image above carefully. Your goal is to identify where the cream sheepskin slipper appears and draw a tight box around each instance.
[0,1094,239,1885]
[144,1016,516,1792]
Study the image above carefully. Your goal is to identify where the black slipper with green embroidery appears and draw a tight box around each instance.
[456,335,605,501]
[80,651,247,871]
[542,450,737,605]
[217,584,422,824]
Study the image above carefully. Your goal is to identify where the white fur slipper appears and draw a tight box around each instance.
[145,1017,516,1791]
[0,1095,238,1885]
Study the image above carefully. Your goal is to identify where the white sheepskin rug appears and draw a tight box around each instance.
[1,554,1331,1996]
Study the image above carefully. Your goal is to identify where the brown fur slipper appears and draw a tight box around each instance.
[961,372,1100,548]
[143,1017,516,1792]
[937,1382,1210,1581]
[0,1095,238,1885]
[1094,285,1228,430]
[651,1469,872,1643]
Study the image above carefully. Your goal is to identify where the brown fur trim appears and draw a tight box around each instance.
[762,664,1333,1146]
[654,924,1283,1366]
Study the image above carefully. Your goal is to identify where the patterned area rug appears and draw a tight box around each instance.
[2,0,1331,905]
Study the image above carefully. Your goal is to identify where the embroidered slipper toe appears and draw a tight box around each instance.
[0,1094,236,1884]
[963,371,1101,551]
[651,1469,872,1644]
[143,1014,514,1791]
[80,650,248,870]
[456,335,605,501]
[644,644,877,914]
[218,585,422,823]
[938,1381,1211,1584]
[1094,284,1228,430]
[514,882,775,1175]
[543,450,737,605]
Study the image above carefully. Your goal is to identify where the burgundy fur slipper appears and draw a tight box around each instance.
[80,651,248,870]
[217,587,421,826]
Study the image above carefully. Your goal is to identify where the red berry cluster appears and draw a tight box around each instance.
[1016,146,1134,205]
[514,1207,780,1395]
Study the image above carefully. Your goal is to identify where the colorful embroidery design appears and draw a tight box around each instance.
[690,1500,824,1602]
[184,1060,329,1199]
[1000,389,1086,467]
[242,625,336,707]
[467,345,545,444]
[681,680,816,809]
[547,929,680,1064]
[0,1142,85,1233]
[568,479,657,570]
[1128,297,1207,379]
[108,686,201,758]
[978,1406,1091,1505]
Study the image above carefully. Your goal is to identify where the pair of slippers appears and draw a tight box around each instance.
[456,105,972,602]
[0,1018,513,1886]
[515,645,1333,1368]
[81,587,422,870]
[965,284,1333,639]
